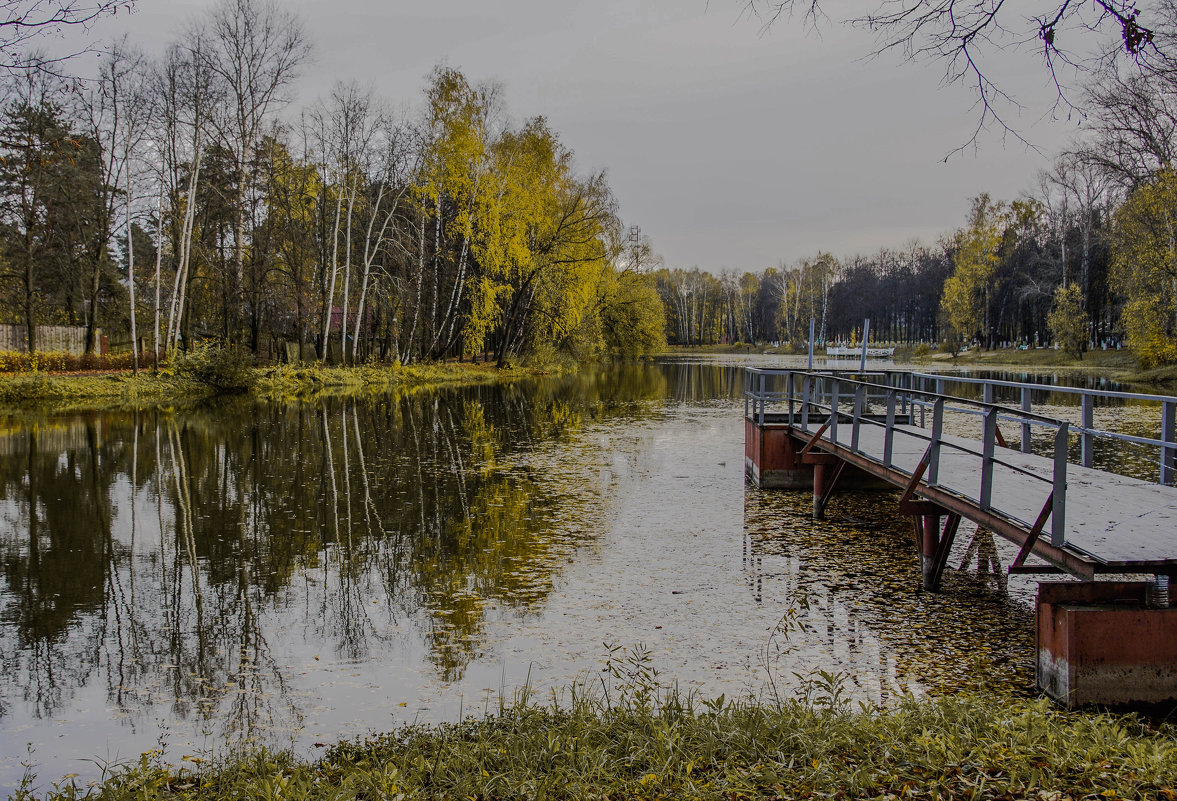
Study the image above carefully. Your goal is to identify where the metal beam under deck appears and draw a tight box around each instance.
[785,425,1102,581]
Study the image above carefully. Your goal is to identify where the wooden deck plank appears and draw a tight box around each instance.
[819,420,1177,567]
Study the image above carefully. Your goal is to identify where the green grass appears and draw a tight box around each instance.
[0,361,562,412]
[904,346,1139,372]
[15,687,1177,800]
[0,371,210,409]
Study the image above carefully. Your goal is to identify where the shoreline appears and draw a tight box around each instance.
[661,344,1177,391]
[0,361,562,414]
[3,348,1172,415]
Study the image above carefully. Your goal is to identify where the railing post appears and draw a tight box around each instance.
[830,378,840,446]
[1052,421,1069,547]
[1021,387,1032,454]
[786,371,794,423]
[919,374,927,428]
[1081,394,1094,468]
[758,372,766,426]
[744,369,750,420]
[852,384,865,452]
[983,382,994,406]
[929,397,944,486]
[1162,400,1176,485]
[801,376,811,430]
[884,388,896,468]
[980,406,996,511]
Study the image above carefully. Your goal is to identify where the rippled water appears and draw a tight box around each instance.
[0,357,1163,793]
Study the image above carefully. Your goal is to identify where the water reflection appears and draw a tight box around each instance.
[742,489,1035,699]
[0,358,1145,792]
[0,368,678,769]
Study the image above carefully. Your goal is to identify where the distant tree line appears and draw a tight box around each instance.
[656,39,1177,366]
[655,245,951,347]
[0,0,665,366]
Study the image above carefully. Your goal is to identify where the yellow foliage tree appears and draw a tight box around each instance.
[1047,284,1086,358]
[1111,167,1177,368]
[941,194,1009,348]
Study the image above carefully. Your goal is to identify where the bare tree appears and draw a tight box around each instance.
[1073,67,1177,187]
[77,39,151,355]
[352,114,413,364]
[307,82,378,364]
[1044,153,1115,289]
[199,0,310,345]
[0,0,134,74]
[746,0,1175,149]
[154,36,219,352]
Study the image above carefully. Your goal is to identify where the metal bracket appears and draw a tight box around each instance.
[799,415,834,459]
[1010,490,1054,571]
[899,445,932,504]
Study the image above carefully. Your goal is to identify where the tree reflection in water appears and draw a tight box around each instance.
[0,365,668,758]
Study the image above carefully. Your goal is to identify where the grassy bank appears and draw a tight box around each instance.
[0,361,558,412]
[14,691,1177,800]
[900,346,1139,373]
[663,342,1177,392]
[901,347,1177,391]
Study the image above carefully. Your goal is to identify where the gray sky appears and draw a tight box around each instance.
[62,0,1083,273]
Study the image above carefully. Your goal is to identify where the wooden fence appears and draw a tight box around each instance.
[0,324,102,354]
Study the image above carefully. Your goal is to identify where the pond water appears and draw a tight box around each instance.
[0,356,1157,794]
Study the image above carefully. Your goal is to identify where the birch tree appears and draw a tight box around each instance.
[155,38,217,352]
[78,41,152,355]
[308,82,377,363]
[200,0,309,345]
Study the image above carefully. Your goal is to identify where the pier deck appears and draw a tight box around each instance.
[744,368,1177,706]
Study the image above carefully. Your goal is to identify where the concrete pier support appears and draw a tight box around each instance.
[1037,581,1177,706]
[744,418,813,490]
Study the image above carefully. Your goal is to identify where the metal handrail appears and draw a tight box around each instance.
[905,371,1177,482]
[746,368,1073,547]
[908,370,1177,404]
[748,367,1177,485]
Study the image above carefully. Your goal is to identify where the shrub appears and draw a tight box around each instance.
[172,342,256,393]
[0,373,68,403]
[913,343,932,357]
[0,349,151,373]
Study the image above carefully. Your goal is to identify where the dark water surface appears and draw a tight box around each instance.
[0,357,1133,792]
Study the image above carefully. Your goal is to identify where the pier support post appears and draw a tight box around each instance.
[811,458,844,519]
[902,501,960,592]
[920,513,941,590]
[813,462,829,519]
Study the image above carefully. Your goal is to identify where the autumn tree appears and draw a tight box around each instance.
[941,194,1009,347]
[1048,284,1087,357]
[1111,167,1177,366]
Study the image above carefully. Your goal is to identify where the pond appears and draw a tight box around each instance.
[0,356,1153,794]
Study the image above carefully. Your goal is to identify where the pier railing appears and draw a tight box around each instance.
[747,368,1177,484]
[746,368,1071,547]
[904,372,1177,484]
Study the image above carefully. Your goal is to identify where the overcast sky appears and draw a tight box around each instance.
[57,0,1084,273]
